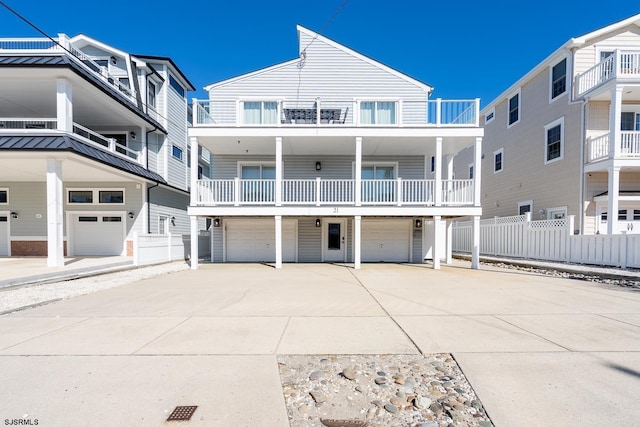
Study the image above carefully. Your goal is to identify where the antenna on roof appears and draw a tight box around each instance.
[298,0,350,68]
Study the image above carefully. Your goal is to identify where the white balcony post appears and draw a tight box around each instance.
[355,137,362,206]
[190,216,199,270]
[471,215,480,269]
[352,215,361,269]
[610,87,623,158]
[397,178,402,206]
[474,137,482,207]
[316,97,321,125]
[434,137,443,206]
[275,215,282,269]
[432,215,441,270]
[275,137,282,206]
[436,98,442,127]
[56,78,73,132]
[607,166,621,235]
[316,177,321,206]
[46,159,64,267]
[446,154,454,203]
[190,137,199,206]
[474,98,480,127]
[445,220,453,264]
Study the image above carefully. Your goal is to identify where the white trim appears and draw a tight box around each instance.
[549,57,568,103]
[507,90,521,128]
[544,116,565,165]
[66,188,126,205]
[65,210,127,256]
[493,148,504,173]
[0,187,8,205]
[518,200,533,215]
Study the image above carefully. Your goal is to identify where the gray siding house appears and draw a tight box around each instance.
[0,34,207,265]
[188,25,484,269]
[454,14,640,235]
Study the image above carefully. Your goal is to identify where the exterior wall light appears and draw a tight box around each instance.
[129,131,136,140]
[128,212,134,219]
[414,218,422,229]
[315,218,321,228]
[315,161,321,171]
[10,211,18,219]
[213,218,221,227]
[171,216,176,226]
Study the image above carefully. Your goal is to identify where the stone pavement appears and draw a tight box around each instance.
[1,261,639,426]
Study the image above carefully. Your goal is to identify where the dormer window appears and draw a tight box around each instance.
[148,81,157,109]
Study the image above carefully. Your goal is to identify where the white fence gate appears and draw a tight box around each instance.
[452,214,640,269]
[133,231,211,266]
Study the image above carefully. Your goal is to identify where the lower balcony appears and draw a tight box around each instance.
[587,131,640,163]
[195,178,475,207]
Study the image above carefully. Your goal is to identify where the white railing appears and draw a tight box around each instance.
[72,122,141,162]
[587,131,640,163]
[195,178,475,206]
[577,50,640,96]
[0,118,57,129]
[588,134,610,162]
[191,98,480,128]
[621,131,640,156]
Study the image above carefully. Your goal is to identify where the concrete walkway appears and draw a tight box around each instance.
[1,261,639,426]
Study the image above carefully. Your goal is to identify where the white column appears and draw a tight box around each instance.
[141,182,148,234]
[275,137,282,206]
[56,79,73,132]
[354,215,361,269]
[355,137,362,206]
[610,87,623,159]
[446,155,454,179]
[190,137,199,206]
[46,159,64,267]
[445,220,453,264]
[474,137,482,206]
[434,137,442,206]
[607,166,621,235]
[190,216,199,270]
[275,215,282,269]
[471,215,480,269]
[432,215,441,269]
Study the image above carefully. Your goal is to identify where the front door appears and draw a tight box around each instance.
[323,219,346,262]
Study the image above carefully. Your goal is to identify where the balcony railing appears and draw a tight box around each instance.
[577,50,640,96]
[195,178,475,207]
[0,36,137,105]
[0,117,142,164]
[587,131,640,162]
[191,98,480,128]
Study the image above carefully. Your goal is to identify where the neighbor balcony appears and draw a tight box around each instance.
[587,131,640,163]
[192,98,480,128]
[576,50,640,97]
[195,178,475,207]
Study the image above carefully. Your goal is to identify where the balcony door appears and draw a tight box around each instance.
[241,164,275,203]
[323,219,346,262]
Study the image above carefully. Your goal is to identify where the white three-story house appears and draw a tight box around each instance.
[0,34,207,266]
[188,25,483,268]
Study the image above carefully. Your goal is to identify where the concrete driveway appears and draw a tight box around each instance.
[1,262,639,426]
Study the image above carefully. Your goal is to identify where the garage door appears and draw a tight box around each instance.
[72,215,124,256]
[362,219,411,262]
[0,216,8,256]
[226,219,296,262]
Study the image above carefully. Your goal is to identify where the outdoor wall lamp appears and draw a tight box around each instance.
[315,161,321,171]
[128,212,134,219]
[315,218,321,228]
[414,218,422,229]
[129,131,136,140]
[538,209,546,219]
[171,216,176,226]
[10,211,18,219]
[213,218,221,227]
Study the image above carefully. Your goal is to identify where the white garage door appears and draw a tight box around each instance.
[226,219,296,262]
[72,215,124,256]
[362,219,411,262]
[0,216,8,256]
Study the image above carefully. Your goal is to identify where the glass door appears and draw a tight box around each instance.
[323,219,346,262]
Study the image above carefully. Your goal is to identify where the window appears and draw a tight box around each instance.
[102,133,128,156]
[485,109,495,124]
[102,216,122,222]
[172,145,183,161]
[360,101,397,125]
[618,209,627,221]
[508,92,520,126]
[198,165,203,179]
[601,211,608,222]
[621,112,640,131]
[169,75,185,97]
[634,210,640,221]
[243,101,277,124]
[240,164,275,202]
[551,58,567,100]
[0,189,7,204]
[518,201,532,215]
[78,216,98,222]
[494,148,503,173]
[548,207,567,219]
[99,191,124,204]
[545,117,564,163]
[361,163,396,203]
[361,165,395,180]
[468,164,474,179]
[147,81,157,108]
[430,156,435,174]
[68,190,93,204]
[159,215,169,234]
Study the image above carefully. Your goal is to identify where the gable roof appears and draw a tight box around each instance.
[482,13,640,114]
[205,25,433,94]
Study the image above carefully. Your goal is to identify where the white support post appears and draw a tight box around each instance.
[234,177,240,206]
[275,137,282,206]
[471,215,480,269]
[355,137,362,206]
[434,137,443,206]
[397,178,402,206]
[46,159,64,267]
[141,182,148,235]
[140,126,148,167]
[607,166,620,235]
[446,220,453,265]
[275,215,282,269]
[610,87,623,159]
[56,79,73,132]
[315,177,321,206]
[190,137,199,206]
[474,137,482,207]
[432,215,441,269]
[354,215,361,269]
[190,216,199,269]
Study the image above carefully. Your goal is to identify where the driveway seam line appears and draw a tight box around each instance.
[494,315,574,352]
[130,316,192,354]
[0,317,92,351]
[274,316,291,354]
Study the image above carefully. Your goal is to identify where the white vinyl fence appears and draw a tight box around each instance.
[132,232,211,266]
[452,214,640,269]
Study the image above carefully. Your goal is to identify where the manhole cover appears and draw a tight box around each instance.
[167,406,198,421]
[320,419,368,427]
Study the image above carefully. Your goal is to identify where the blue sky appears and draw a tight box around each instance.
[1,0,639,106]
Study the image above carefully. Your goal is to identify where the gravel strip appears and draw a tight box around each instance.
[0,262,189,315]
[278,354,492,427]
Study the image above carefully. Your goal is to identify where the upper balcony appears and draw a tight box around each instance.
[576,50,640,97]
[0,36,137,106]
[192,98,480,128]
[587,131,640,164]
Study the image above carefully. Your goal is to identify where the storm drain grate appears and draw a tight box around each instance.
[167,406,198,421]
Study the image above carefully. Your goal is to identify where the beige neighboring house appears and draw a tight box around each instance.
[454,13,640,235]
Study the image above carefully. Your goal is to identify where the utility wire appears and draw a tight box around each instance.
[299,0,350,66]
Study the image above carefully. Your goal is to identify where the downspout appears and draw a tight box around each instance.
[147,181,160,233]
[568,47,587,235]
